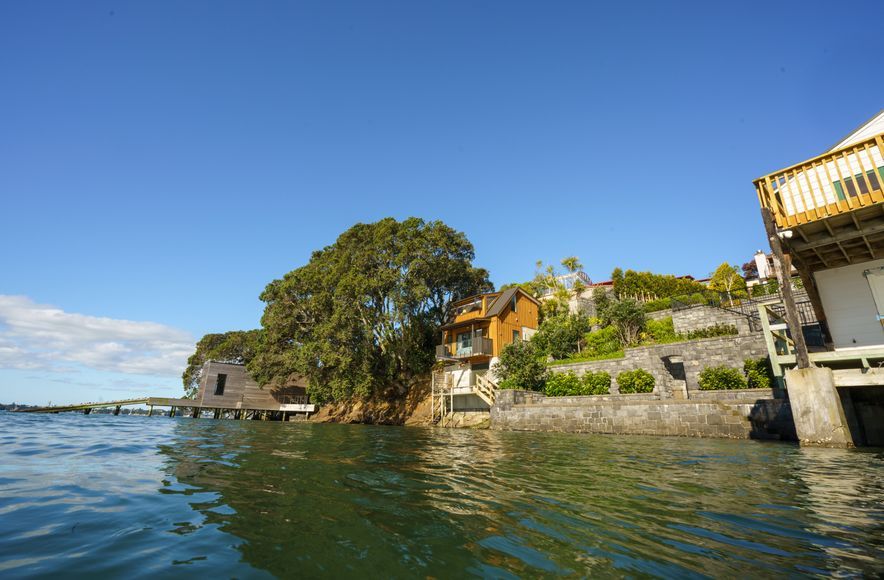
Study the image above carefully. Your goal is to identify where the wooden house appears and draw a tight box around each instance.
[754,110,884,445]
[435,288,540,412]
[196,361,315,414]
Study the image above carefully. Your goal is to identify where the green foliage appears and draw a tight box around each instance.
[182,330,262,398]
[494,340,549,392]
[544,370,611,396]
[544,372,582,396]
[547,351,624,366]
[598,297,646,346]
[642,297,672,313]
[616,369,655,393]
[744,358,775,389]
[250,217,492,403]
[642,317,677,344]
[698,366,747,390]
[533,313,593,360]
[750,280,779,297]
[612,269,706,300]
[583,371,612,395]
[684,324,738,340]
[709,262,748,303]
[583,325,622,358]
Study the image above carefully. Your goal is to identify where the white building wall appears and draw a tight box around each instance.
[815,258,884,349]
[830,111,884,150]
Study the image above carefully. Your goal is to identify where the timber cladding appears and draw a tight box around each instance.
[197,361,306,409]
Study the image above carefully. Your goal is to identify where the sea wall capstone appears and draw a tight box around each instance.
[550,334,768,396]
[491,389,796,440]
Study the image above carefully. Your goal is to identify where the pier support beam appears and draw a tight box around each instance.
[113,405,121,416]
[170,407,176,418]
[785,367,854,447]
[148,406,153,417]
[84,408,91,415]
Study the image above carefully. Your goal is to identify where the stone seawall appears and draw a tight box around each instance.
[491,389,796,441]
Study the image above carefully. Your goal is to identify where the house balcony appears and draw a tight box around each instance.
[435,336,493,360]
[754,132,884,270]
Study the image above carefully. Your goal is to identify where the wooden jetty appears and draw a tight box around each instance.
[15,396,315,421]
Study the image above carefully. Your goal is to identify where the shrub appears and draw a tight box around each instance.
[642,317,678,344]
[533,313,593,360]
[743,358,775,389]
[642,297,672,313]
[583,325,622,357]
[599,298,647,346]
[494,340,548,391]
[616,369,655,393]
[582,371,611,395]
[698,366,747,390]
[544,372,582,397]
[685,323,738,340]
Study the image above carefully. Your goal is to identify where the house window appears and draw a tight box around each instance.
[513,330,521,343]
[511,294,518,313]
[214,373,227,396]
[457,331,472,355]
[833,167,884,200]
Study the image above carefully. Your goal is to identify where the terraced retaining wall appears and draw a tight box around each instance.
[549,334,769,397]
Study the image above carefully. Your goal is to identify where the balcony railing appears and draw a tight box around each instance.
[435,336,493,359]
[754,133,884,228]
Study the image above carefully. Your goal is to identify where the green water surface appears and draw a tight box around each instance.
[0,412,882,578]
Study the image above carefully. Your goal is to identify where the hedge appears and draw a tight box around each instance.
[616,369,655,393]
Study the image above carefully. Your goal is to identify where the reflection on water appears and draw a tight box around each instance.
[1,412,882,577]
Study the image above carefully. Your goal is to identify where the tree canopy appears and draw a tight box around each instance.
[181,330,262,398]
[708,262,747,303]
[248,217,491,403]
[611,268,706,299]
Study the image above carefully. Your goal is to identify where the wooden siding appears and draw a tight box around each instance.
[196,362,306,409]
[491,293,539,356]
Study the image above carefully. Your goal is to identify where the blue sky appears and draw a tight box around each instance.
[1,0,882,404]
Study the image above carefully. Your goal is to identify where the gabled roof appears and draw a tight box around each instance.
[827,109,884,152]
[484,287,539,318]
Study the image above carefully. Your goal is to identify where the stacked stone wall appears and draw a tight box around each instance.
[491,389,796,441]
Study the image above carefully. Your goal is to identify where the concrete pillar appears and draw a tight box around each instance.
[785,367,854,447]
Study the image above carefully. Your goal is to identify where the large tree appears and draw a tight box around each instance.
[182,329,262,398]
[709,262,747,305]
[249,217,492,403]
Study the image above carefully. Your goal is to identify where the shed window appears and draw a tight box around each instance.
[513,330,521,343]
[214,373,227,396]
[511,294,518,313]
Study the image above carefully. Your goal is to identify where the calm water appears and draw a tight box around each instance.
[1,413,883,578]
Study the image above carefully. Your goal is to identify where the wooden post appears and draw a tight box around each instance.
[762,208,811,368]
[148,406,153,417]
[113,405,121,416]
[170,406,176,418]
[789,250,831,345]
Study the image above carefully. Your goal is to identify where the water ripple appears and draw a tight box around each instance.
[0,412,882,577]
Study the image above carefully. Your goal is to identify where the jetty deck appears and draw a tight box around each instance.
[15,396,315,421]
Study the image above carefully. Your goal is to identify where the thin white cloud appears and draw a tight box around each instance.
[0,295,195,377]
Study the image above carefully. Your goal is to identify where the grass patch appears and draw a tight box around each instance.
[548,351,625,366]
